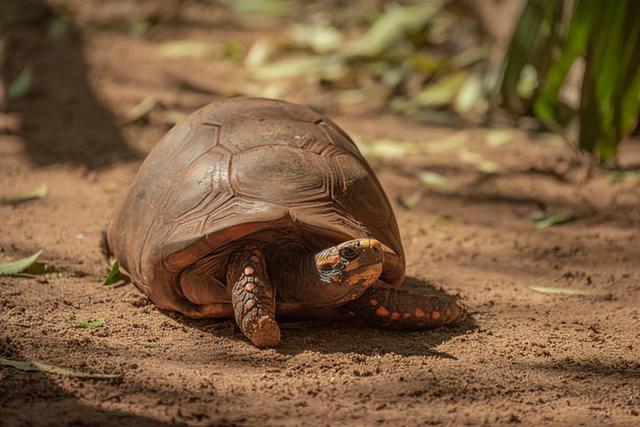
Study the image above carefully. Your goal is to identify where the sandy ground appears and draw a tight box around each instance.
[1,5,639,426]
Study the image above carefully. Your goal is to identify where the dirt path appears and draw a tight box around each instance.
[1,13,639,427]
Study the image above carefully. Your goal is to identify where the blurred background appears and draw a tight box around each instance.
[2,0,638,168]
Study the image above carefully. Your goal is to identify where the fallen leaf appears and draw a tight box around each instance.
[533,215,576,229]
[289,24,342,54]
[485,129,519,147]
[8,67,32,100]
[103,260,125,286]
[223,42,244,60]
[245,39,276,67]
[231,0,290,18]
[0,358,121,379]
[419,171,449,189]
[343,2,444,57]
[454,74,483,113]
[458,149,500,173]
[126,97,156,123]
[369,140,411,159]
[156,40,216,59]
[251,56,345,81]
[414,72,469,108]
[164,110,187,126]
[73,319,106,329]
[1,184,47,205]
[398,190,423,209]
[529,286,609,297]
[0,251,43,276]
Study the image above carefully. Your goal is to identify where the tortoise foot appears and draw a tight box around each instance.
[228,246,281,347]
[346,285,467,329]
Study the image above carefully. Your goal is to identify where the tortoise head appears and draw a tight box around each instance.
[315,238,385,287]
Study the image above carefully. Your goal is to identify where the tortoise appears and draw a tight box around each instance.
[107,97,466,347]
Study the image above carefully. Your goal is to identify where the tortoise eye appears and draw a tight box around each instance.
[339,247,359,261]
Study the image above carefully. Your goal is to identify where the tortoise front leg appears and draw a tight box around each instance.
[227,245,281,347]
[346,283,467,329]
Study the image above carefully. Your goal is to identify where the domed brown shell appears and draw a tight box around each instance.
[108,98,405,314]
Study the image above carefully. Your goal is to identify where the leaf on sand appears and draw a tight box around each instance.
[164,110,187,126]
[458,149,500,174]
[398,190,423,209]
[414,72,469,108]
[0,358,121,379]
[8,67,32,100]
[126,97,156,123]
[530,286,609,297]
[103,260,126,286]
[369,140,411,159]
[1,184,47,205]
[251,56,345,81]
[0,251,43,276]
[231,0,290,18]
[343,2,443,57]
[73,319,106,329]
[156,40,216,59]
[533,215,576,229]
[454,74,483,114]
[485,129,519,147]
[289,24,342,54]
[418,171,449,189]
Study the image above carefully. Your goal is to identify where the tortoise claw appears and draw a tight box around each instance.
[228,246,281,347]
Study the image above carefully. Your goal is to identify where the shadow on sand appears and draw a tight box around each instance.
[172,276,476,358]
[0,0,139,169]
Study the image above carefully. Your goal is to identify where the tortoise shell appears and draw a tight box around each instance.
[108,97,405,314]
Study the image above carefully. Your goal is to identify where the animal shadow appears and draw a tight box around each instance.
[175,276,475,358]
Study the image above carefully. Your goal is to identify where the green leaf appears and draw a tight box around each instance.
[73,319,106,329]
[1,184,47,205]
[8,67,33,100]
[499,0,562,112]
[0,358,121,379]
[530,286,609,297]
[103,260,124,286]
[0,251,43,276]
[533,214,576,229]
[418,172,449,189]
[533,0,595,122]
[223,41,244,60]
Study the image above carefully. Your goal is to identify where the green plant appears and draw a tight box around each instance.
[500,0,640,163]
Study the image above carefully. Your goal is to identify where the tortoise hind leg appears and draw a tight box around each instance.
[345,283,466,329]
[228,245,281,347]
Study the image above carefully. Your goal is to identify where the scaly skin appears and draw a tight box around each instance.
[345,284,467,329]
[227,245,280,347]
